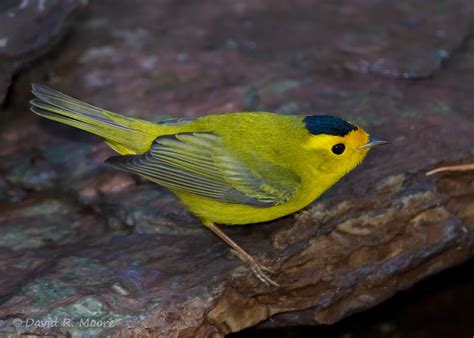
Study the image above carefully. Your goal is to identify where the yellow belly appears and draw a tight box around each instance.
[175,175,329,225]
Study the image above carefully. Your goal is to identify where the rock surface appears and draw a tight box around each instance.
[0,0,85,104]
[0,0,473,337]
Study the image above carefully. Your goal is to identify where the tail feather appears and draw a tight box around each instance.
[31,84,158,155]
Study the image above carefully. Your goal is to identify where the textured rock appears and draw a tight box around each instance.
[0,0,85,104]
[0,0,473,337]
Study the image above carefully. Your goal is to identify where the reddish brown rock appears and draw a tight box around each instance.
[0,0,85,104]
[0,0,473,337]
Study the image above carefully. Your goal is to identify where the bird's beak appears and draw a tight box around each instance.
[359,136,390,149]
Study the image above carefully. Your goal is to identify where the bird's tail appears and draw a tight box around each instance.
[30,84,160,155]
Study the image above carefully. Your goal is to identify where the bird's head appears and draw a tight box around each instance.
[302,115,389,174]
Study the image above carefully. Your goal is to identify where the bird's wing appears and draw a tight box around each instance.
[105,132,300,207]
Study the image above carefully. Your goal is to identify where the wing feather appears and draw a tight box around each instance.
[105,132,299,206]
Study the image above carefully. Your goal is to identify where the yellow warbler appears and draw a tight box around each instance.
[31,84,388,286]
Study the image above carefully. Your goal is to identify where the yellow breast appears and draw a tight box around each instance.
[175,166,337,225]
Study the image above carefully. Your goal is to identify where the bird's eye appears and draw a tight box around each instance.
[331,143,345,155]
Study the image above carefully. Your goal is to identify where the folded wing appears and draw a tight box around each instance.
[105,132,299,207]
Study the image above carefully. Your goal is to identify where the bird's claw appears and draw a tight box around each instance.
[250,263,280,287]
[229,249,279,287]
[259,264,276,274]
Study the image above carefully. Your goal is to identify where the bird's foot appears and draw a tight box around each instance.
[204,222,280,287]
[249,261,279,287]
[230,249,279,287]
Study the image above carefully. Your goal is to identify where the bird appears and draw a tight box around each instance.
[30,83,389,286]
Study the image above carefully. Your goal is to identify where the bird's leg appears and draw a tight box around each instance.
[204,222,279,287]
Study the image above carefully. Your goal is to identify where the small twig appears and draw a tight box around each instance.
[426,163,474,176]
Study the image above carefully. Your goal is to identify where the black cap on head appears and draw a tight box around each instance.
[304,115,357,137]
